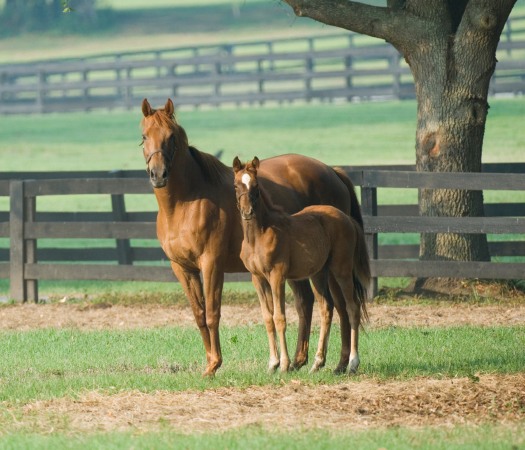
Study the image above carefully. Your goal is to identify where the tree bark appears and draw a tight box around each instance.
[283,0,517,291]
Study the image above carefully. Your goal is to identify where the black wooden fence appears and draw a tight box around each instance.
[1,14,524,114]
[1,163,524,302]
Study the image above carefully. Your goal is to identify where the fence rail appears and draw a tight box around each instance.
[1,163,524,301]
[1,15,524,114]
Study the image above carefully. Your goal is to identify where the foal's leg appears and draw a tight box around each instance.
[336,275,361,374]
[252,275,280,372]
[270,273,290,372]
[309,271,334,373]
[328,273,351,374]
[288,280,314,370]
[170,262,216,375]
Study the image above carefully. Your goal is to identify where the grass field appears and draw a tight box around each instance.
[0,302,524,448]
[1,324,524,404]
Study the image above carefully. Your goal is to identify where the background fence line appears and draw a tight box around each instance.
[1,15,524,114]
[1,163,524,301]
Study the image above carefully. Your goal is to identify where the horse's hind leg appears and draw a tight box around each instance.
[328,273,351,374]
[335,275,361,374]
[309,271,333,373]
[252,275,280,372]
[288,279,314,370]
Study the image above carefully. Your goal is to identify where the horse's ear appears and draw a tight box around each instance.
[165,98,175,117]
[252,156,260,171]
[232,156,242,173]
[142,98,153,117]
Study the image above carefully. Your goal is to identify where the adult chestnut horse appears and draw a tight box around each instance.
[140,98,365,376]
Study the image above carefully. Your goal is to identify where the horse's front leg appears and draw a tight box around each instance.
[170,262,214,374]
[270,273,290,372]
[288,279,314,370]
[251,275,280,372]
[200,260,225,377]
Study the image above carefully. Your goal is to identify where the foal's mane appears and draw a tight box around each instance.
[147,108,232,187]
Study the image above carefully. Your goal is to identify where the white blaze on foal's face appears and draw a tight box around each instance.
[241,173,251,189]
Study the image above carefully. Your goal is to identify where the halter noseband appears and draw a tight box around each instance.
[236,186,259,220]
[144,144,175,175]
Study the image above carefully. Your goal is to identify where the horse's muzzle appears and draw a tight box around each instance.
[240,208,254,220]
[148,168,168,188]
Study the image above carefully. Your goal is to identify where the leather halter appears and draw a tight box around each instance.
[144,144,175,175]
[236,188,258,220]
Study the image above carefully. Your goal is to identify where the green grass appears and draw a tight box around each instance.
[0,324,523,403]
[1,97,523,173]
[0,424,523,450]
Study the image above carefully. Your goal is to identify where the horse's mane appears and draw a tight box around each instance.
[188,146,232,187]
[145,108,232,187]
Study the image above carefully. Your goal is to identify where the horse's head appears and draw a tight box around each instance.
[233,156,260,220]
[140,98,188,188]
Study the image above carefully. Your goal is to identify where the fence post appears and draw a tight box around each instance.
[25,195,38,302]
[360,176,378,299]
[36,70,46,114]
[111,171,132,265]
[9,180,26,302]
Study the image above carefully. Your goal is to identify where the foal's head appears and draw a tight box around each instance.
[140,98,188,188]
[233,156,261,220]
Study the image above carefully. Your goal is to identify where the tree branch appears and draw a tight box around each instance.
[283,1,400,41]
[282,0,435,52]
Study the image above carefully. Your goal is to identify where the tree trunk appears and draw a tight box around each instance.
[282,0,517,292]
[406,3,510,290]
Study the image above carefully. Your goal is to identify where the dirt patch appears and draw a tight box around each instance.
[15,374,525,434]
[1,301,525,331]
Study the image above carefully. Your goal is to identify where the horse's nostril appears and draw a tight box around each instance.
[161,169,168,179]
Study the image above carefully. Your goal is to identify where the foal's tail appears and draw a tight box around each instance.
[333,167,364,230]
[353,221,371,323]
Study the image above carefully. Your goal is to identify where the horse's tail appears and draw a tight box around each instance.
[333,167,364,230]
[353,220,371,324]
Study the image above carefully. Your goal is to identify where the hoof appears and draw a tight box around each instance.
[280,360,291,373]
[202,369,216,378]
[309,357,325,373]
[291,355,308,371]
[348,356,360,374]
[268,359,280,373]
[333,364,347,375]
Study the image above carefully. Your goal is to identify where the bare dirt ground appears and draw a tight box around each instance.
[1,300,525,331]
[2,300,525,435]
